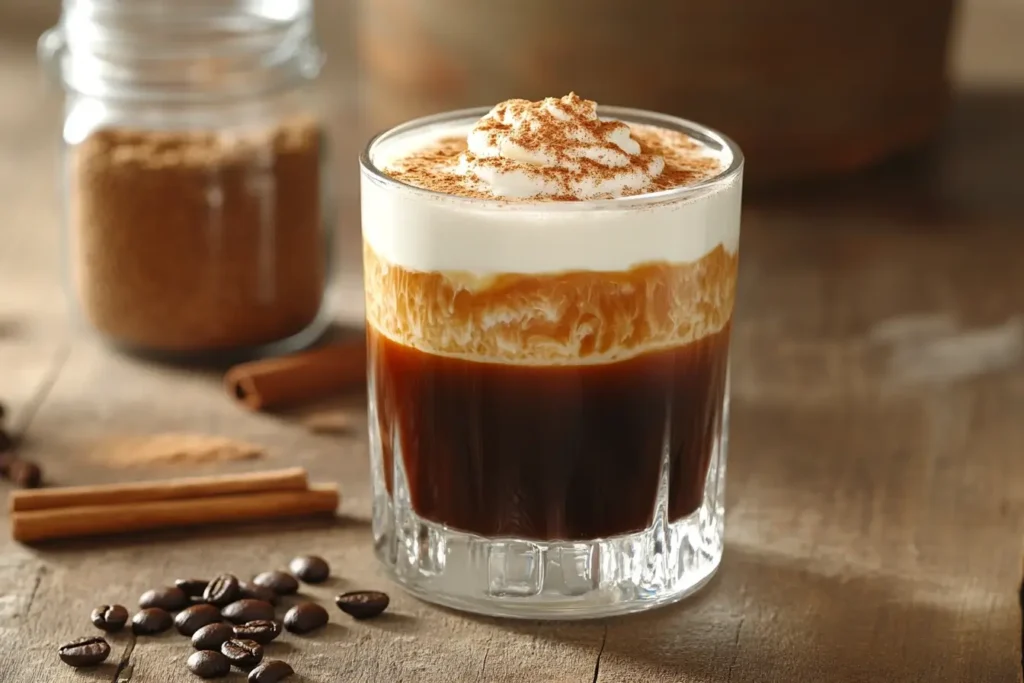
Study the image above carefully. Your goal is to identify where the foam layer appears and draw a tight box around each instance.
[364,242,737,365]
[363,124,740,275]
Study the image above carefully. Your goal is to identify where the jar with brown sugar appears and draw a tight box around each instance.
[39,0,334,359]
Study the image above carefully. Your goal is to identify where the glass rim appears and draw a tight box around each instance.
[359,104,744,211]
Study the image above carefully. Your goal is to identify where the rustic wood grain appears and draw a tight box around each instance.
[1,2,1023,682]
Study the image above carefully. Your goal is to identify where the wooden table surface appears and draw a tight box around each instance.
[1,3,1023,682]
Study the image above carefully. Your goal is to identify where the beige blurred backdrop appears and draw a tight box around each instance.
[0,0,1020,327]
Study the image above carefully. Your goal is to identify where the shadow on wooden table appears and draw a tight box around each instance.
[58,662,120,681]
[105,321,361,373]
[458,544,1017,681]
[0,315,24,339]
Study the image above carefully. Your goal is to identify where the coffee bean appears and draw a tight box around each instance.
[239,581,278,605]
[248,659,294,683]
[283,602,328,634]
[58,636,110,667]
[288,555,330,584]
[233,620,281,645]
[9,459,41,488]
[139,586,188,611]
[221,599,275,625]
[192,622,235,651]
[221,638,263,670]
[175,578,209,598]
[252,571,298,596]
[131,607,173,635]
[203,573,241,606]
[90,604,129,632]
[175,603,223,636]
[187,650,231,678]
[334,590,390,620]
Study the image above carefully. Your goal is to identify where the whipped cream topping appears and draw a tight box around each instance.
[363,102,741,276]
[455,93,666,200]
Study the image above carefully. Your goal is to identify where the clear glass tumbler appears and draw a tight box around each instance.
[360,106,743,618]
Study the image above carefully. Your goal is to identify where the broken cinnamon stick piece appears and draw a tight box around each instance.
[9,467,309,513]
[225,338,367,412]
[12,483,340,543]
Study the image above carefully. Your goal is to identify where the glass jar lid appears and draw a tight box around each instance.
[39,0,323,100]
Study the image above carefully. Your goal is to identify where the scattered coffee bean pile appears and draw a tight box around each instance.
[0,400,43,489]
[56,554,391,680]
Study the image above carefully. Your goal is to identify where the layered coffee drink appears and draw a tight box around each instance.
[361,94,742,617]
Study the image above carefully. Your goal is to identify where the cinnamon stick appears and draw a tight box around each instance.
[9,467,309,513]
[11,483,340,543]
[225,338,367,412]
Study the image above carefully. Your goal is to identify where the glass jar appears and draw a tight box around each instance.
[39,0,334,360]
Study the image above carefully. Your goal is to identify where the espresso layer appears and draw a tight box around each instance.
[364,242,737,365]
[370,323,731,541]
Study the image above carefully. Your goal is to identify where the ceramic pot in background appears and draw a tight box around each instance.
[357,0,957,188]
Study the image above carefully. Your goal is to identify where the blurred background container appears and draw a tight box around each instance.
[357,0,958,188]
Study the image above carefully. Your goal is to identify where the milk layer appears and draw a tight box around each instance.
[362,118,741,278]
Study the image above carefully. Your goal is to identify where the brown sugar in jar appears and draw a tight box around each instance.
[41,0,333,359]
[68,116,331,357]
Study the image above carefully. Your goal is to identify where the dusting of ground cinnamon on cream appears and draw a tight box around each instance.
[383,93,722,201]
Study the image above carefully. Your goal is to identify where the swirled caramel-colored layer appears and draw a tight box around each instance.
[363,242,737,365]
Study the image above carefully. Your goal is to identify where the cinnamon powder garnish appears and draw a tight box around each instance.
[383,93,723,200]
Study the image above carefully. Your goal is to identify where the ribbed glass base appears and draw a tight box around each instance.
[369,404,727,619]
[373,501,723,620]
